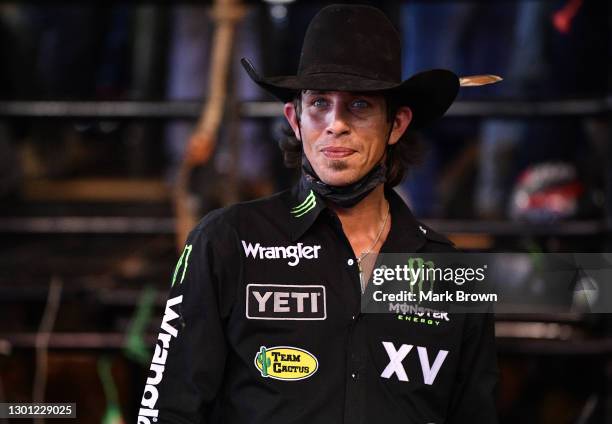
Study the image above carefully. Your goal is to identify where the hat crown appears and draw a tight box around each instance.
[298,5,401,84]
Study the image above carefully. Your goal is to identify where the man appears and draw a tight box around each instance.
[138,5,498,423]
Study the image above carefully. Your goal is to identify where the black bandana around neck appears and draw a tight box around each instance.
[300,155,387,208]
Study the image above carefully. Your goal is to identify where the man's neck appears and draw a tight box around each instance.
[328,184,390,257]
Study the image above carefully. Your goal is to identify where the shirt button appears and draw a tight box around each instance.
[347,258,354,266]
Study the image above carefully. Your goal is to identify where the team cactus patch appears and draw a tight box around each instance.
[254,346,318,381]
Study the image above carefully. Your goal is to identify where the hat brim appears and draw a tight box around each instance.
[241,58,459,130]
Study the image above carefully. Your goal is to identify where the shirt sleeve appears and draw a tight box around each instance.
[138,217,235,424]
[446,312,499,423]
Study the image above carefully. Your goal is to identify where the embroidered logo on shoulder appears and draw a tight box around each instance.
[254,346,318,381]
[171,244,192,287]
[246,284,326,320]
[291,190,316,218]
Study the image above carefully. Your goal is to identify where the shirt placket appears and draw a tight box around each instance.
[327,211,369,424]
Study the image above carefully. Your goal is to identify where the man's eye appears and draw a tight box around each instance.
[352,99,369,109]
[312,98,328,107]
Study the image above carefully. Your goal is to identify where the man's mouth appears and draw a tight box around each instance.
[320,147,356,159]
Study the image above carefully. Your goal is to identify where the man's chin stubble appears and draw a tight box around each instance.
[327,159,349,171]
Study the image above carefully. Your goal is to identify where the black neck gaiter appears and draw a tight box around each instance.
[300,156,387,208]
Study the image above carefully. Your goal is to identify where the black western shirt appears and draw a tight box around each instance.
[138,184,498,424]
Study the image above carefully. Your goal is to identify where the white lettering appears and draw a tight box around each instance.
[302,246,313,258]
[310,293,318,313]
[380,342,449,385]
[291,292,309,312]
[137,416,151,424]
[152,344,167,365]
[157,332,171,349]
[286,246,298,266]
[246,284,327,320]
[138,406,158,417]
[417,346,449,385]
[252,291,273,312]
[160,295,183,338]
[241,241,320,266]
[456,291,498,302]
[409,267,423,285]
[381,342,412,381]
[140,385,158,409]
[241,240,261,258]
[147,363,165,385]
[274,292,291,312]
[138,295,183,422]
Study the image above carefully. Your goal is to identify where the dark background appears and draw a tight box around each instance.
[0,1,610,423]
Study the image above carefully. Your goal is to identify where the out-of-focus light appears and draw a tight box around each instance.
[270,5,288,20]
[263,0,295,4]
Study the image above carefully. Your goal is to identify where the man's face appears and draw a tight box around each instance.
[284,90,412,186]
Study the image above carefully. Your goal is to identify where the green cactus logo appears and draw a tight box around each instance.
[256,346,271,377]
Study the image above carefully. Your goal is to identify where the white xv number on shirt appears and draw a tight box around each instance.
[381,341,449,385]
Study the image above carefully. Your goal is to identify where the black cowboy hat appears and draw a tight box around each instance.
[241,4,460,129]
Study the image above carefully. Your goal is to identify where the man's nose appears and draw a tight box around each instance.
[325,104,350,137]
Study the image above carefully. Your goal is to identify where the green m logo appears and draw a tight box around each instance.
[407,257,436,299]
[171,244,192,287]
[291,190,316,218]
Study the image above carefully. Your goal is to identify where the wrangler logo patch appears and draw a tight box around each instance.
[246,284,326,320]
[241,241,321,267]
[254,346,318,381]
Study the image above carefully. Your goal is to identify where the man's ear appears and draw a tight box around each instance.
[283,101,301,141]
[388,106,412,146]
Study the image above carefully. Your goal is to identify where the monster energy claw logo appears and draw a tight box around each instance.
[408,257,436,295]
[291,190,316,218]
[171,244,192,287]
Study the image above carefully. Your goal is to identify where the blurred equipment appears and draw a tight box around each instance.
[123,286,157,365]
[509,162,585,222]
[98,357,126,424]
[174,0,246,249]
[459,74,503,87]
[33,276,63,424]
[552,0,584,34]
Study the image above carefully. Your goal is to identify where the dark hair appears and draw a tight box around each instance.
[278,92,425,187]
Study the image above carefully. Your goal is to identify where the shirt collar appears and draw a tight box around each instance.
[380,186,427,253]
[285,183,438,252]
[285,183,327,242]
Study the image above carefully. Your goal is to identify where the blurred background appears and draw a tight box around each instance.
[0,0,610,423]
